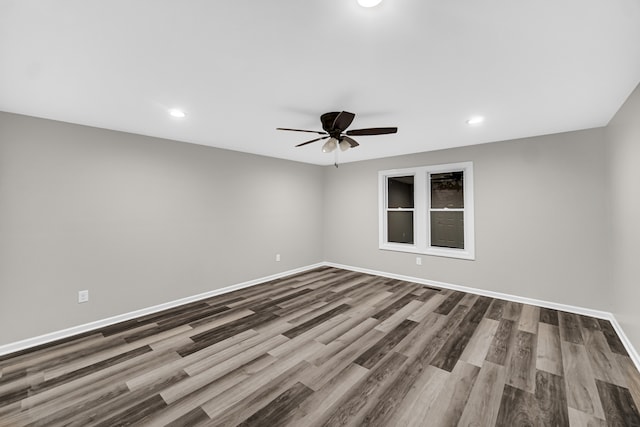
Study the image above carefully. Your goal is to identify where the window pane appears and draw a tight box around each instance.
[430,211,464,249]
[387,176,414,208]
[388,211,414,244]
[431,172,463,209]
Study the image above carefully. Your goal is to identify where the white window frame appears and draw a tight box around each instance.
[382,172,418,251]
[378,162,475,260]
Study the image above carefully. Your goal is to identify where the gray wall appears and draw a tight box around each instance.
[323,128,612,313]
[3,96,639,353]
[0,112,324,345]
[607,82,640,352]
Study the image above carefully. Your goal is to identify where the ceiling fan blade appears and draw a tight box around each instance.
[295,135,329,147]
[332,111,356,132]
[346,127,398,136]
[277,127,327,135]
[341,135,359,148]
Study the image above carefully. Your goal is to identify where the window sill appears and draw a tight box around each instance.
[379,243,475,261]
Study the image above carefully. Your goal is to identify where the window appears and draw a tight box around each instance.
[430,171,464,249]
[386,175,415,244]
[379,162,474,260]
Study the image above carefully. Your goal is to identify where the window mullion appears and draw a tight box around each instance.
[415,169,427,252]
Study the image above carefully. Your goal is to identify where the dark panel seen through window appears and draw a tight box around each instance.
[431,172,463,209]
[388,176,414,208]
[388,211,414,244]
[431,211,464,249]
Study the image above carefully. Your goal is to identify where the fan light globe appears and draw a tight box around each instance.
[358,0,382,7]
[322,138,338,153]
[339,139,351,151]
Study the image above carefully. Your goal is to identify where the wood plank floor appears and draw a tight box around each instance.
[1,266,640,426]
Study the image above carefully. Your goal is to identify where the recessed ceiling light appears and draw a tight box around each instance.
[358,0,382,7]
[466,116,484,125]
[169,109,186,118]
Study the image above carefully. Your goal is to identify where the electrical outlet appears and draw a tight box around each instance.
[276,253,281,262]
[78,290,89,303]
[416,257,422,265]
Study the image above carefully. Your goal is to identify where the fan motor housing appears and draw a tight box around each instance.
[320,112,342,133]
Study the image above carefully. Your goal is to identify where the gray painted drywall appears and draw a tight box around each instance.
[0,112,324,345]
[607,82,640,352]
[2,103,638,353]
[323,128,612,313]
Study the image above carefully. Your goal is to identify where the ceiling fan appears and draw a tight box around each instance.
[277,111,398,153]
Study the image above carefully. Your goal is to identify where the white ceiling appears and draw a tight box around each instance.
[1,0,639,166]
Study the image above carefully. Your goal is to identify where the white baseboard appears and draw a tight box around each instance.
[608,317,640,372]
[323,262,612,318]
[2,261,639,374]
[324,262,640,371]
[0,263,324,357]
